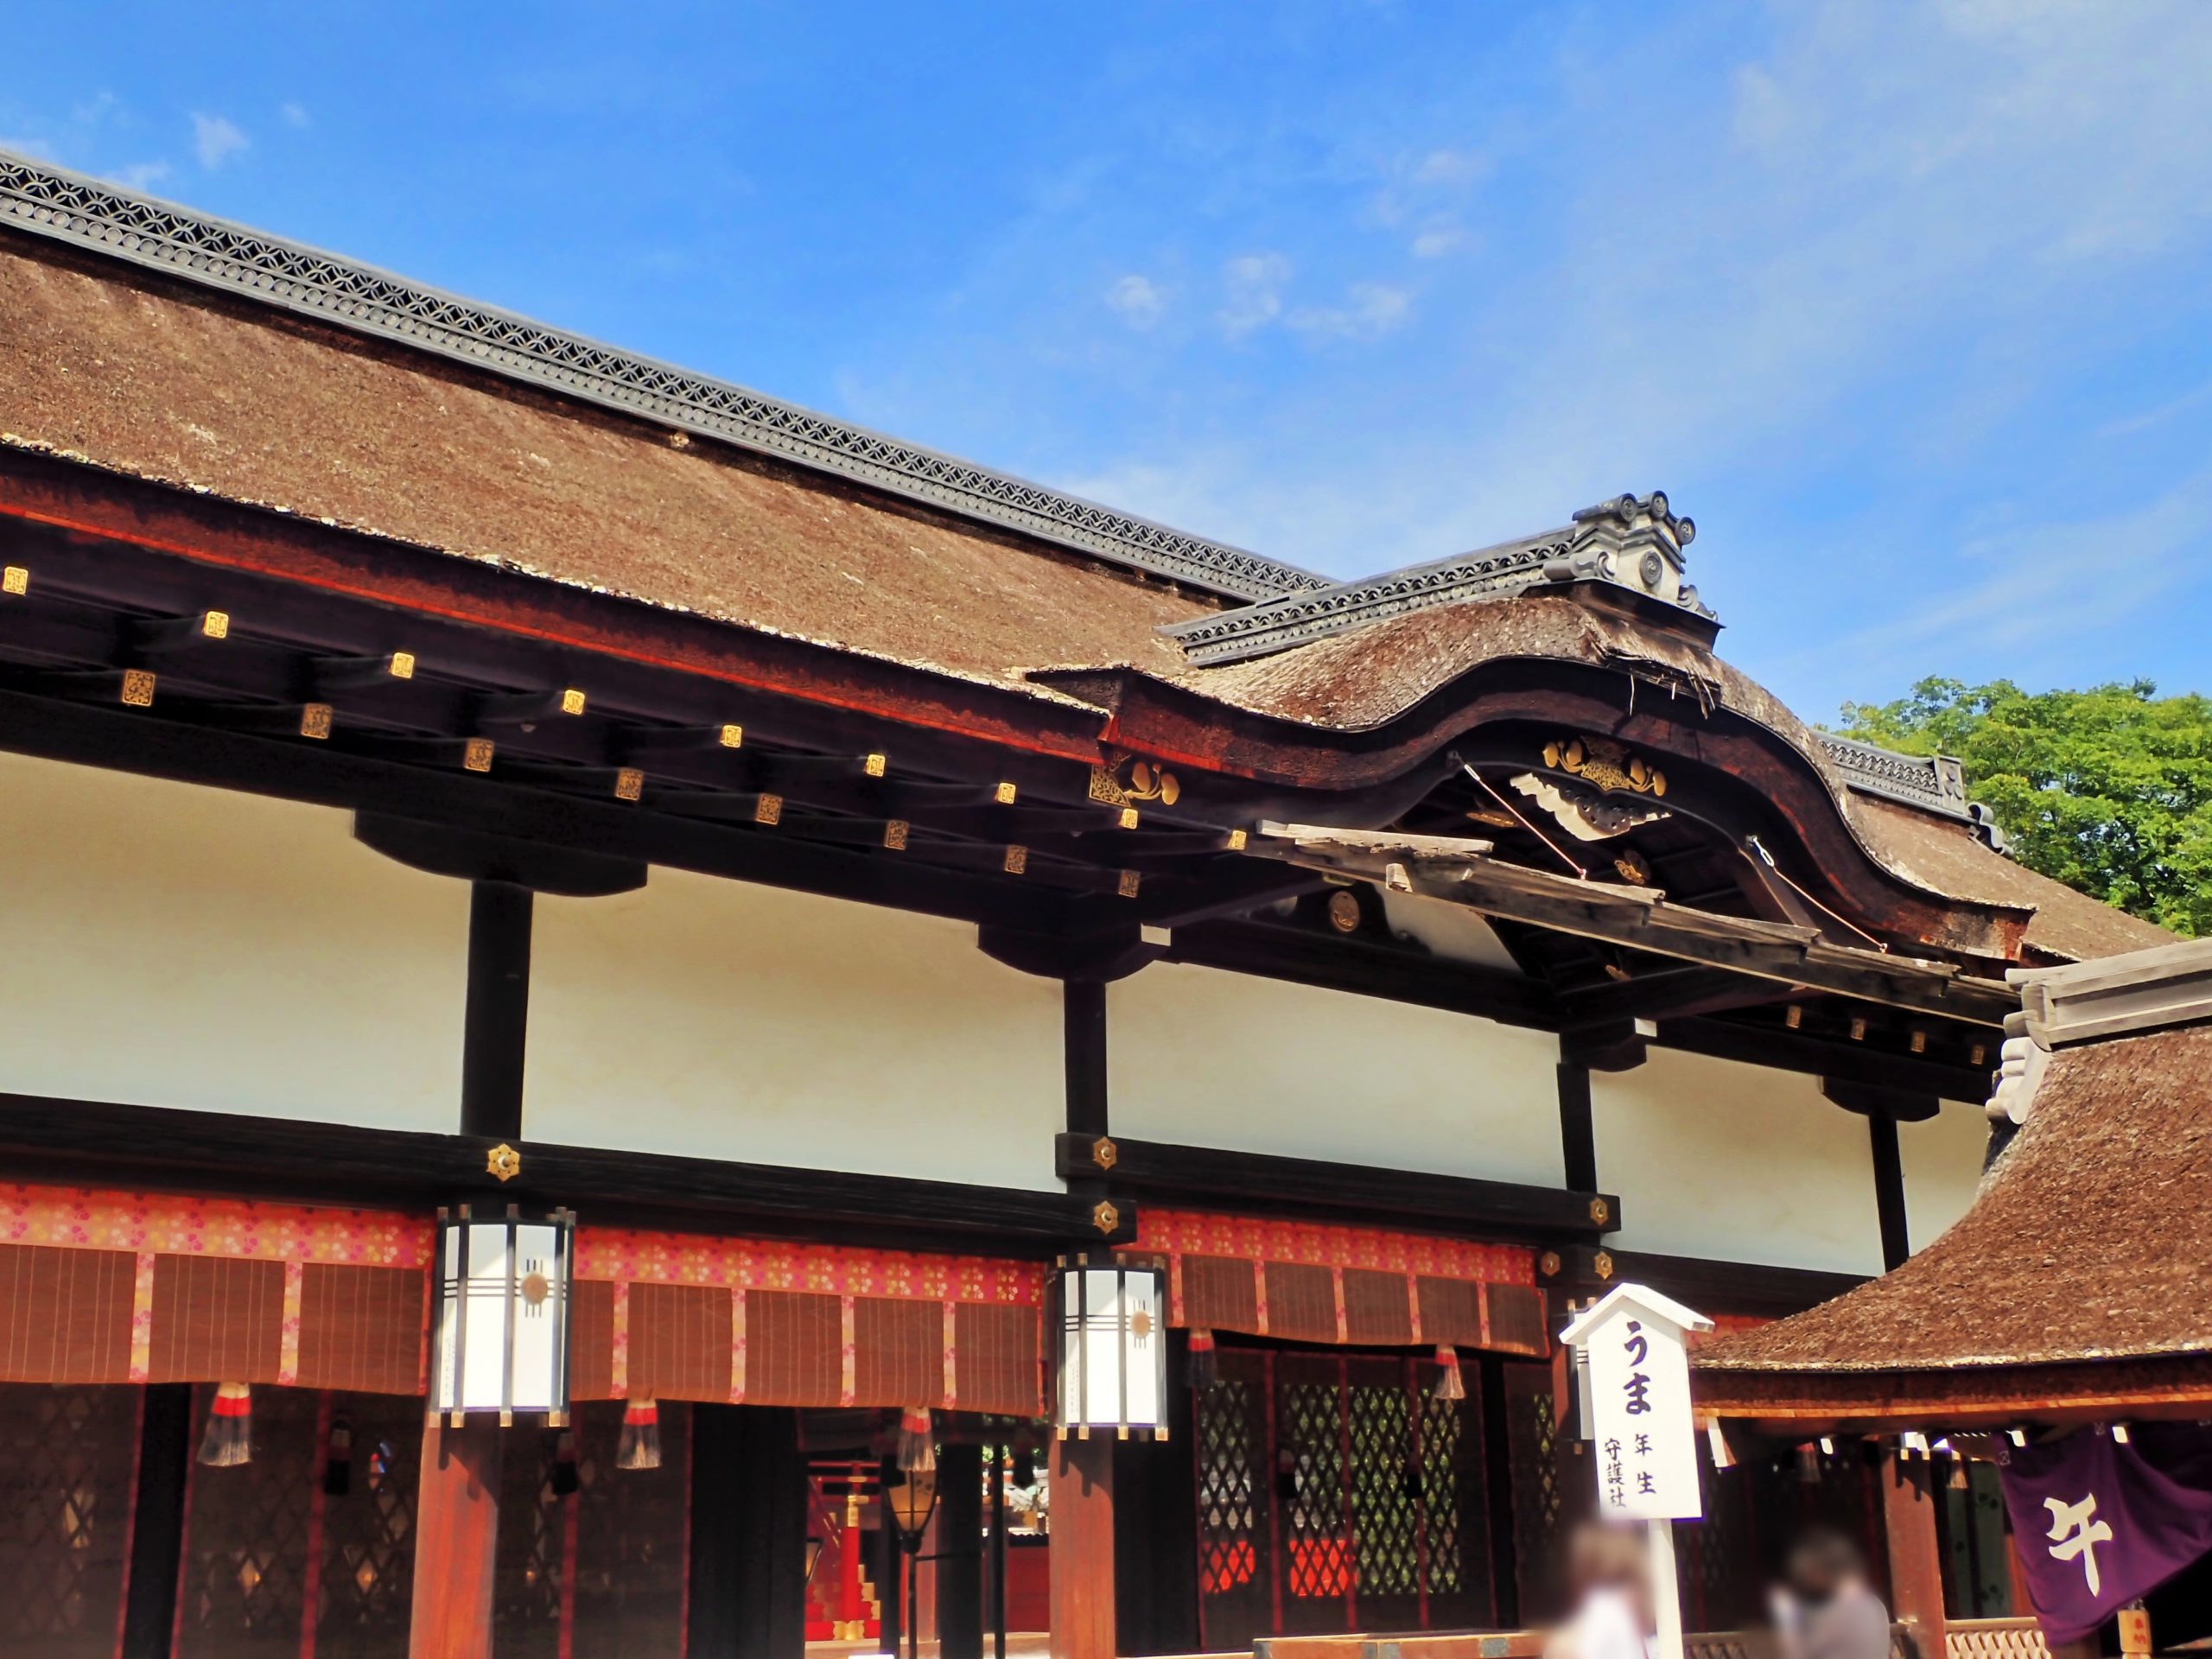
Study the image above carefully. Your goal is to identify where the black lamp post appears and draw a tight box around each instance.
[884,1466,938,1659]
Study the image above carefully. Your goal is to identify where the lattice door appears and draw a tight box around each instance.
[494,1429,568,1659]
[0,1383,139,1659]
[1503,1361,1585,1624]
[176,1384,322,1659]
[571,1401,690,1656]
[315,1392,423,1659]
[1193,1349,1271,1652]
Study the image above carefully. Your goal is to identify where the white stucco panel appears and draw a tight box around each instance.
[524,869,1065,1191]
[1897,1099,1992,1252]
[0,749,467,1129]
[1590,1047,1884,1274]
[1105,961,1564,1185]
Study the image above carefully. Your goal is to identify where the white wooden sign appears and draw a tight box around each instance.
[1559,1282,1712,1522]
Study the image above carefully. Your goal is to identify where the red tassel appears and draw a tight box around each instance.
[199,1382,252,1466]
[1433,1345,1465,1402]
[898,1407,936,1474]
[1189,1328,1218,1391]
[617,1397,662,1471]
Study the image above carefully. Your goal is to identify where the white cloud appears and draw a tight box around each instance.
[1218,252,1291,337]
[0,137,54,161]
[1410,223,1466,258]
[1289,282,1411,341]
[191,112,249,169]
[1413,146,1489,187]
[280,101,311,130]
[1105,273,1165,328]
[118,161,171,190]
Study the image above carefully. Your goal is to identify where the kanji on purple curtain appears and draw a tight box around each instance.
[1999,1424,2212,1643]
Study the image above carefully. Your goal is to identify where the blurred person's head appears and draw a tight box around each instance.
[1784,1529,1866,1602]
[1568,1522,1651,1610]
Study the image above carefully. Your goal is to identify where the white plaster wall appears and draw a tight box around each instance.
[1590,1047,1885,1274]
[0,750,467,1128]
[524,869,1065,1190]
[1897,1100,1992,1252]
[1105,962,1564,1185]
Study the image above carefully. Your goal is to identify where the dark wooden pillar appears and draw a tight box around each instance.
[119,1382,192,1659]
[1051,1436,1116,1659]
[937,1443,984,1659]
[410,1418,504,1659]
[1882,1453,1949,1659]
[689,1405,808,1659]
[1115,1334,1199,1655]
[1868,1114,1911,1272]
[989,1451,1008,1659]
[1556,1061,1598,1192]
[1065,980,1109,1135]
[876,1456,905,1659]
[1478,1354,1522,1630]
[461,880,532,1139]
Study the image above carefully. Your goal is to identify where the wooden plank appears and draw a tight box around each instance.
[460,881,532,1141]
[0,1091,1128,1249]
[1052,1133,1618,1241]
[1867,1115,1912,1274]
[1050,1436,1116,1659]
[410,1417,502,1659]
[1543,1244,1866,1319]
[1556,1063,1598,1194]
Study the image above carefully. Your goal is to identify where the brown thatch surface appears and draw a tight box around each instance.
[0,234,1216,696]
[1851,798,2173,963]
[1696,1023,2212,1373]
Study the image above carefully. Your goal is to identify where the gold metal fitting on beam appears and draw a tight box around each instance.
[754,792,784,826]
[120,669,156,708]
[718,722,744,748]
[1090,1200,1120,1234]
[883,819,909,850]
[864,753,887,778]
[1,566,26,595]
[299,703,333,740]
[1118,806,1140,830]
[486,1144,522,1182]
[614,768,645,802]
[1849,1017,1868,1042]
[1784,1004,1803,1030]
[1003,845,1028,875]
[1588,1198,1610,1225]
[388,651,416,679]
[462,738,494,772]
[1226,828,1248,852]
[1910,1029,1929,1054]
[200,610,230,639]
[994,781,1017,804]
[1091,1136,1118,1172]
[560,688,587,715]
[1117,870,1141,898]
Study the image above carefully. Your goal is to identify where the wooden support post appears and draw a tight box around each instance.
[1556,1061,1598,1193]
[410,1417,503,1659]
[1868,1114,1912,1272]
[461,880,532,1140]
[876,1457,905,1659]
[1882,1453,1949,1659]
[1064,981,1109,1132]
[989,1450,1008,1659]
[938,1443,984,1659]
[689,1404,807,1659]
[119,1382,192,1659]
[1050,1436,1116,1659]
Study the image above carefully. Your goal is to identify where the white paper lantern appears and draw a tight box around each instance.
[429,1205,575,1426]
[1053,1261,1166,1438]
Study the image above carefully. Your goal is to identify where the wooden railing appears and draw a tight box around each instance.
[1240,1624,1931,1659]
[1946,1618,2052,1659]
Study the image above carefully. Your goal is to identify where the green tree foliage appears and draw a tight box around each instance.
[1834,677,2212,938]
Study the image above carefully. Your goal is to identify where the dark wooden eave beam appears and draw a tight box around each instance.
[1056,1132,1618,1242]
[1249,823,2014,1029]
[0,1092,1131,1249]
[1542,1243,1867,1319]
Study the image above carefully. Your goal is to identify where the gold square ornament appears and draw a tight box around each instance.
[120,669,156,707]
[994,781,1017,804]
[614,768,645,802]
[1227,828,1249,851]
[462,738,494,772]
[864,753,887,778]
[2,566,27,595]
[388,651,416,679]
[560,688,587,715]
[718,722,745,748]
[1118,806,1140,830]
[1003,845,1027,875]
[1117,870,1141,899]
[883,819,909,850]
[200,610,230,639]
[299,703,334,740]
[754,792,783,826]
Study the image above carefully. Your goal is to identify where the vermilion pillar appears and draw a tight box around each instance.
[410,1418,504,1659]
[1049,1436,1116,1659]
[1881,1453,1948,1659]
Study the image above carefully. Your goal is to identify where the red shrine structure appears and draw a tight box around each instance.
[0,150,2171,1659]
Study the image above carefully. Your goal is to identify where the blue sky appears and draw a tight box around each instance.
[6,1,2212,720]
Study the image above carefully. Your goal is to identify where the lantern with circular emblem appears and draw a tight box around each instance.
[429,1204,575,1426]
[1052,1256,1167,1439]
